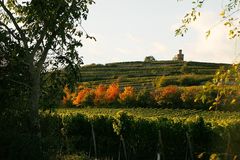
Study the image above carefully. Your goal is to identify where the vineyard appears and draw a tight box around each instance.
[56,108,240,125]
[80,61,229,89]
[40,108,240,159]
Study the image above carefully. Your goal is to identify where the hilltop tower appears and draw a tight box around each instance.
[173,49,184,61]
[177,49,184,61]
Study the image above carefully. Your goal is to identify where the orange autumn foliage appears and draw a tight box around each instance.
[119,86,135,102]
[105,83,120,103]
[153,86,182,107]
[73,88,92,106]
[94,84,106,105]
[63,85,75,104]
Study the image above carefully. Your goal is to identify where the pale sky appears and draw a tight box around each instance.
[78,0,240,65]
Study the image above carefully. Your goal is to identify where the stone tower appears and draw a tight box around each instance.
[176,49,184,61]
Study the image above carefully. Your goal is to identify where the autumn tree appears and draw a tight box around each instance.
[119,86,136,107]
[105,83,120,104]
[94,84,107,106]
[73,88,92,106]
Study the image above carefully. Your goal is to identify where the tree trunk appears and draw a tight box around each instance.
[29,68,43,158]
[30,69,41,130]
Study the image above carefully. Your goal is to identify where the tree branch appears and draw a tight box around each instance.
[31,25,47,56]
[35,0,76,70]
[36,32,57,70]
[0,1,28,48]
[0,21,20,41]
[35,0,85,71]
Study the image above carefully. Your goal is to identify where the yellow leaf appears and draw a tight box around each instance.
[231,99,236,104]
[206,30,211,38]
[229,30,235,38]
[224,22,232,27]
[220,10,225,17]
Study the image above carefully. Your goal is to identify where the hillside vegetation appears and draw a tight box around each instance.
[58,61,240,112]
[40,108,240,159]
[80,61,229,89]
[57,108,240,124]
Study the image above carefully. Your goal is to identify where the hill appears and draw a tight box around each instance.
[80,60,229,89]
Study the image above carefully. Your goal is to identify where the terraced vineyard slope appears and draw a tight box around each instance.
[80,61,229,89]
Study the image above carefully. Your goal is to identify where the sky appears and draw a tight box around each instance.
[78,0,240,65]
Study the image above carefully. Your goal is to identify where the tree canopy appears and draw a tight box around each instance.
[1,0,94,113]
[144,56,156,62]
[0,0,94,158]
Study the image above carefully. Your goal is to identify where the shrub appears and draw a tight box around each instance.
[105,83,120,105]
[179,74,212,86]
[154,76,179,88]
[179,75,199,86]
[153,86,183,108]
[195,64,240,111]
[154,75,213,88]
[62,85,75,107]
[80,90,95,107]
[194,83,218,110]
[181,87,208,109]
[72,88,93,107]
[94,84,107,106]
[195,84,240,111]
[119,86,136,107]
[136,88,157,107]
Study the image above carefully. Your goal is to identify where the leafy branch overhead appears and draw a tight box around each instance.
[0,0,95,71]
[195,64,240,110]
[176,0,240,39]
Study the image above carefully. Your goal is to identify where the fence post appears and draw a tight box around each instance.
[186,132,194,160]
[91,123,97,160]
[120,135,128,160]
[158,130,165,160]
[226,132,231,160]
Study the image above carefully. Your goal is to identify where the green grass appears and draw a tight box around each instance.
[56,108,240,126]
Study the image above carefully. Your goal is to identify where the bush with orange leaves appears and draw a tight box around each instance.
[105,83,120,105]
[153,86,183,108]
[62,85,75,107]
[119,86,136,107]
[94,84,107,106]
[72,88,94,107]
